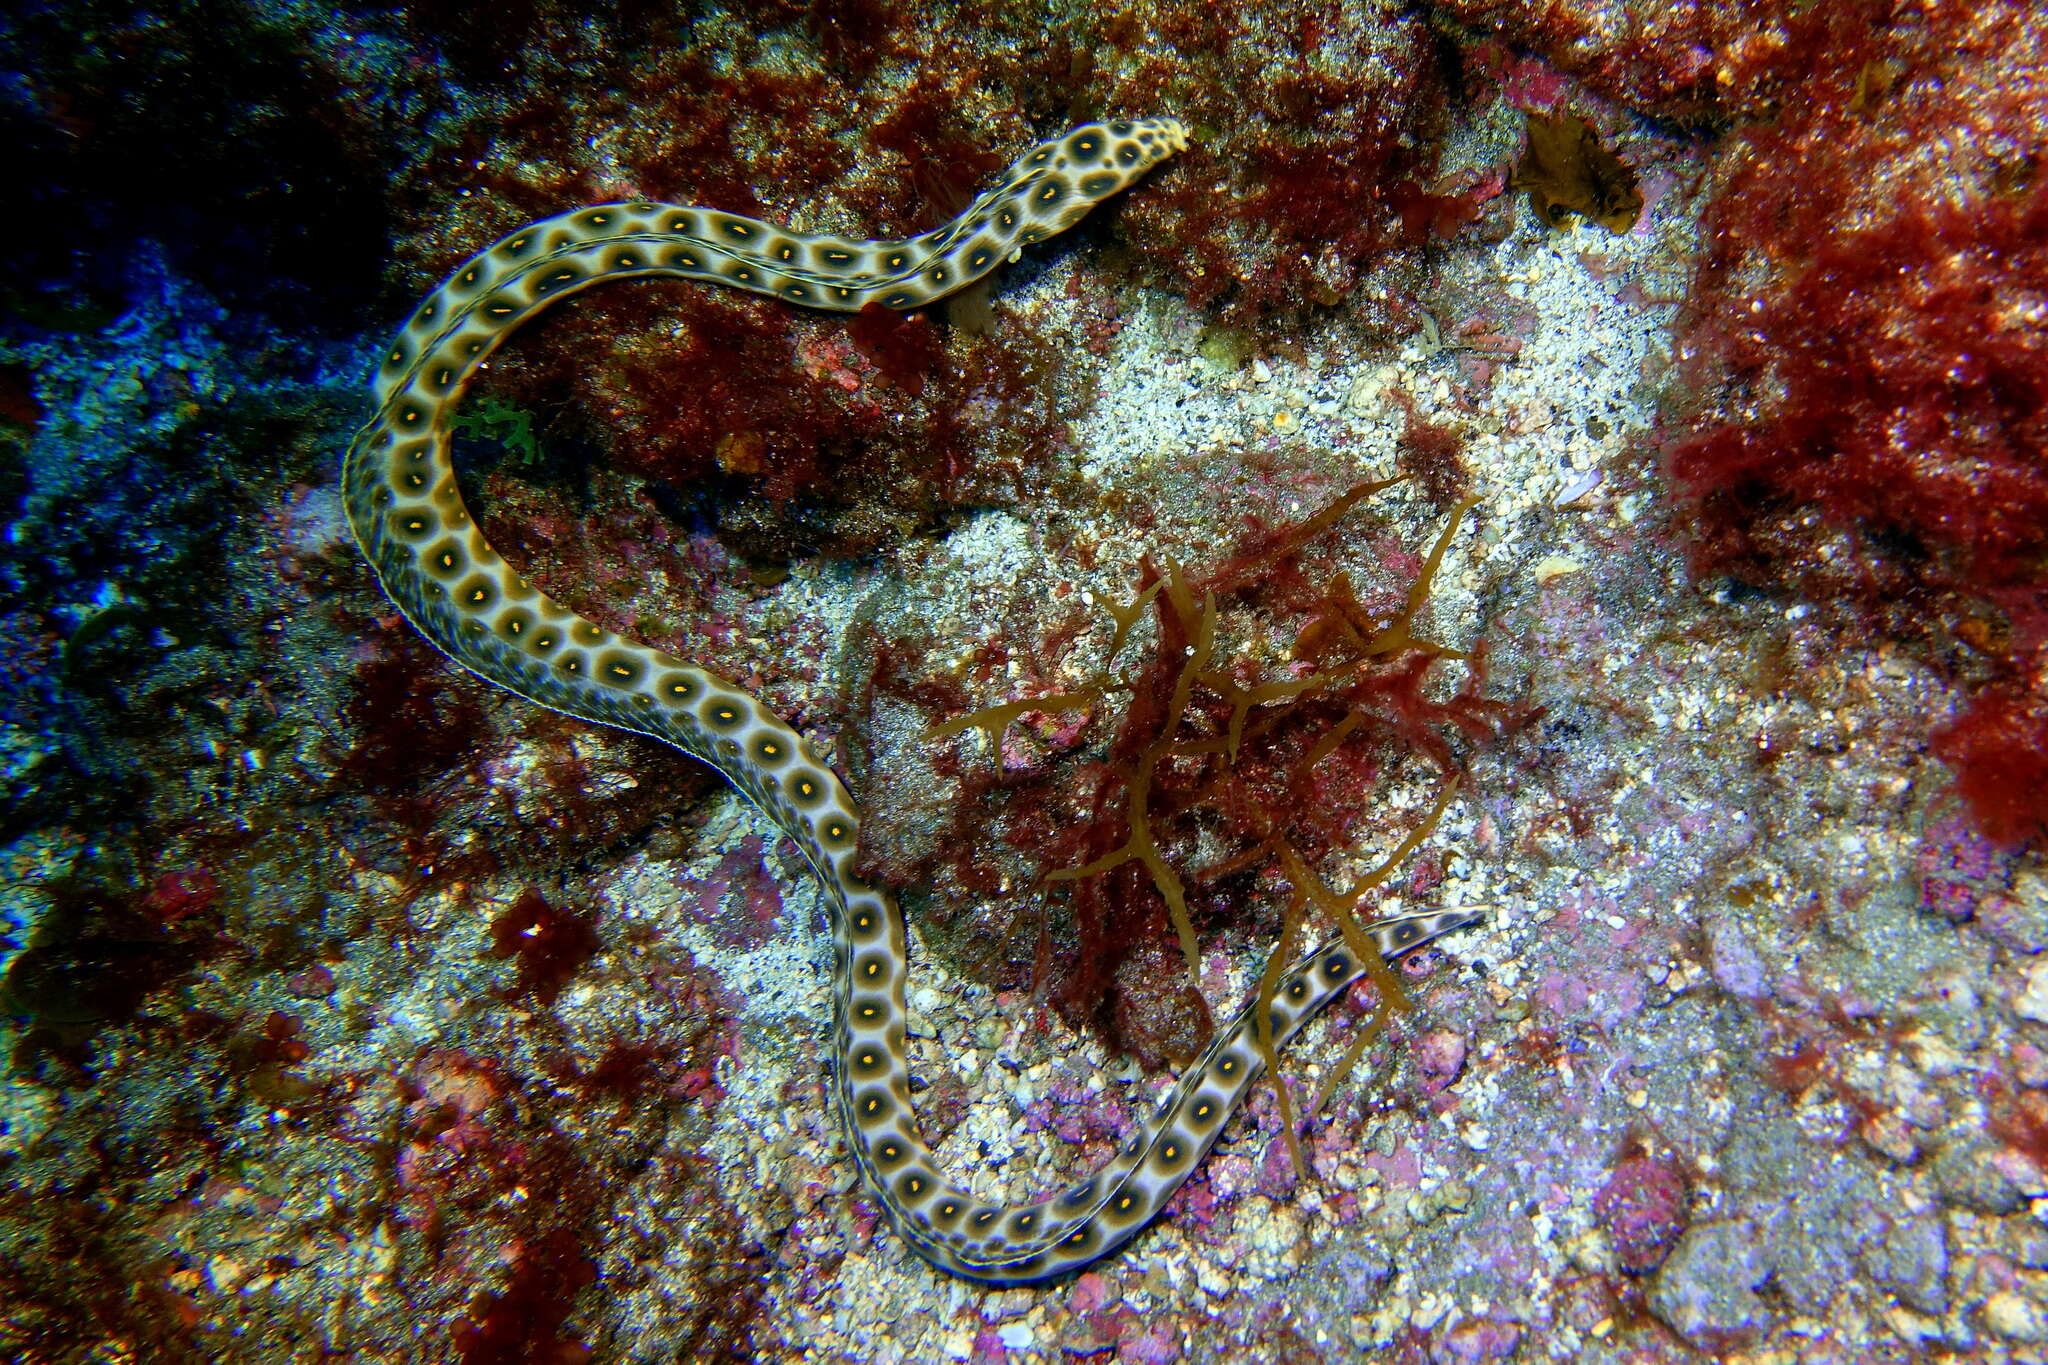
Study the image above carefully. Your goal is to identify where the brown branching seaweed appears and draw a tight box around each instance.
[927,479,1517,1144]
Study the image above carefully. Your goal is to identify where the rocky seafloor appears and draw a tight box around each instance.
[1,2,2045,1362]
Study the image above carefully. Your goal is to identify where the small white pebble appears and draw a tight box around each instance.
[1985,1290,2048,1343]
[2016,960,2048,1024]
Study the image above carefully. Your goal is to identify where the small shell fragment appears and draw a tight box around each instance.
[1555,468,1604,506]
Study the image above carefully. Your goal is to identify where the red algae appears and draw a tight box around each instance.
[1392,396,1473,511]
[451,1222,597,1365]
[848,302,943,398]
[337,635,491,795]
[457,257,1082,561]
[1443,1,1896,124]
[1931,688,2048,848]
[1112,5,1458,321]
[1665,0,2048,843]
[489,889,601,1004]
[396,964,757,1359]
[142,867,219,923]
[1593,1148,1690,1273]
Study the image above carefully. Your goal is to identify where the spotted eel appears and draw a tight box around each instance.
[342,117,1480,1283]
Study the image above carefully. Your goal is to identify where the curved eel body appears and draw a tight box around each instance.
[343,117,1478,1283]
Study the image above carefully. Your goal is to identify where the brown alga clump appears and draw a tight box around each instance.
[915,479,1515,1086]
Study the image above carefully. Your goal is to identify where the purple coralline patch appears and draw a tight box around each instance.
[1363,1140,1424,1189]
[1593,1153,1689,1272]
[1414,1027,1469,1094]
[1432,1316,1523,1364]
[1918,809,2019,925]
[1255,1130,1301,1197]
[1706,918,1768,1000]
[1205,1151,1257,1202]
[1118,1325,1180,1364]
[690,836,787,949]
[1530,968,1590,1018]
[1023,1074,1133,1146]
[1977,891,2048,955]
[1067,1272,1113,1314]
